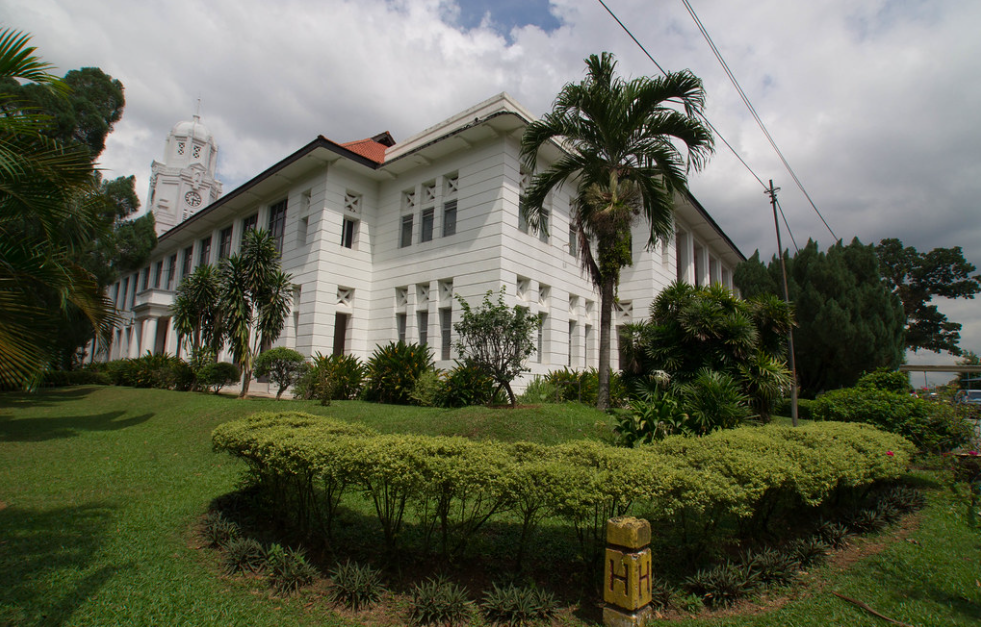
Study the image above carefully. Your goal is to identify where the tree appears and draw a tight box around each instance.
[621,282,793,422]
[219,229,293,397]
[520,52,713,409]
[0,29,116,388]
[253,347,308,400]
[735,238,905,394]
[875,238,981,355]
[172,264,222,358]
[453,289,542,406]
[0,66,124,160]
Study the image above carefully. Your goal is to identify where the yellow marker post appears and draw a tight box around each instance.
[603,517,653,627]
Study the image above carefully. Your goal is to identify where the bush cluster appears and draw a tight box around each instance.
[813,386,972,453]
[213,412,913,564]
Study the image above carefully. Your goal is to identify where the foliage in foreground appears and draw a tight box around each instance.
[213,412,914,564]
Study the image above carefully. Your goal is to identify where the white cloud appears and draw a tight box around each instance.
[4,0,980,359]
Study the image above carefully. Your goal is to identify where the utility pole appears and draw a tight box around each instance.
[766,180,799,426]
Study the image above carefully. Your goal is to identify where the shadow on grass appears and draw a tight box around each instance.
[0,503,127,627]
[0,386,99,410]
[0,410,154,442]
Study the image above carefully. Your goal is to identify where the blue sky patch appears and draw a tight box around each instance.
[447,0,562,40]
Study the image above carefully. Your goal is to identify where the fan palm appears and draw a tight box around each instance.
[219,229,293,397]
[520,52,713,409]
[0,29,114,389]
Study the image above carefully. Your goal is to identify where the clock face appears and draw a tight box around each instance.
[184,191,202,208]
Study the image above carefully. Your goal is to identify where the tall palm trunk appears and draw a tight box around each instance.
[596,277,616,410]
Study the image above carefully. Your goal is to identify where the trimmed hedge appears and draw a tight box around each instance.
[812,387,972,453]
[213,412,913,563]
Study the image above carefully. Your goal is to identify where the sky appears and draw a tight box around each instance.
[3,0,979,384]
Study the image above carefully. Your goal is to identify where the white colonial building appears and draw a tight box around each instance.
[106,93,743,386]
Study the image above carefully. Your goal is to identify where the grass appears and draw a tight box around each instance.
[1,385,979,626]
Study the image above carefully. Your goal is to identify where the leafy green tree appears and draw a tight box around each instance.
[253,347,308,400]
[875,238,981,355]
[0,29,117,388]
[956,350,980,389]
[453,289,542,406]
[735,238,905,394]
[219,229,293,397]
[520,52,713,410]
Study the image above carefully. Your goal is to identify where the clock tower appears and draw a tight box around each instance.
[147,113,223,236]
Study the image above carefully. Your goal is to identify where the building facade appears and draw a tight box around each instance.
[106,93,744,386]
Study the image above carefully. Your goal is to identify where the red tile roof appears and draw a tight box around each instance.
[341,131,395,164]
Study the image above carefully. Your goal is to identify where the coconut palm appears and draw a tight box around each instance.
[0,29,114,389]
[520,52,714,409]
[219,229,293,397]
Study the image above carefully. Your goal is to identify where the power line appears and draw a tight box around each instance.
[680,0,838,242]
[595,0,766,189]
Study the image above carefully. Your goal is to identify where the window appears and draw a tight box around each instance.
[120,277,129,308]
[141,266,151,291]
[166,255,177,290]
[538,208,550,243]
[268,200,287,253]
[332,313,349,356]
[442,200,457,237]
[517,276,530,301]
[182,246,194,278]
[417,310,429,346]
[397,313,407,343]
[569,222,578,257]
[297,217,309,247]
[344,192,362,213]
[153,261,163,289]
[342,218,358,249]
[243,213,258,234]
[568,320,577,367]
[538,284,550,308]
[130,273,139,309]
[218,227,233,259]
[518,169,531,234]
[421,208,434,242]
[199,236,211,266]
[537,313,546,363]
[440,308,452,361]
[400,214,413,248]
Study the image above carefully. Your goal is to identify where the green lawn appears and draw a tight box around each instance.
[1,386,979,626]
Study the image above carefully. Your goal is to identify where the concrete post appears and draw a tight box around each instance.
[603,516,653,627]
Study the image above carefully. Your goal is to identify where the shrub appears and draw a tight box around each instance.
[327,560,384,611]
[293,352,366,402]
[480,583,558,626]
[790,536,830,568]
[223,537,266,575]
[197,361,241,394]
[202,511,239,548]
[813,387,971,453]
[408,576,472,626]
[613,392,689,445]
[741,547,799,587]
[253,347,309,400]
[517,375,560,404]
[684,561,754,608]
[129,352,178,389]
[675,369,751,434]
[816,520,850,549]
[434,359,496,407]
[409,368,442,407]
[169,359,196,391]
[41,369,111,387]
[364,342,433,405]
[650,578,675,610]
[775,397,816,420]
[265,544,318,596]
[857,368,911,394]
[105,359,139,386]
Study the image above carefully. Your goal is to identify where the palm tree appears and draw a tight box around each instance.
[219,229,293,397]
[520,52,714,409]
[0,29,114,389]
[171,263,223,359]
